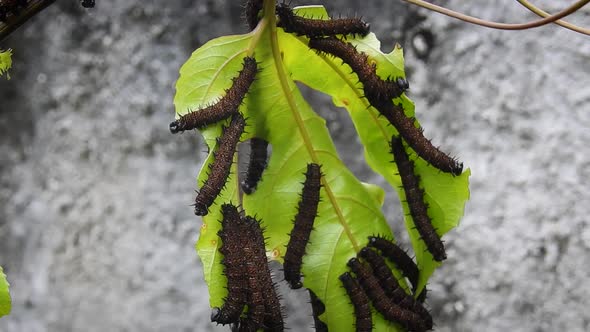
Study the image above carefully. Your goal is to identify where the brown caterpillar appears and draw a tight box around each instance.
[367,236,425,301]
[340,272,373,332]
[308,37,407,102]
[391,136,447,261]
[211,204,248,325]
[194,113,245,216]
[241,138,269,195]
[227,215,284,332]
[276,3,370,39]
[283,163,322,289]
[243,215,284,331]
[244,0,263,30]
[170,57,257,134]
[348,258,426,332]
[308,290,328,332]
[359,247,432,330]
[308,37,462,176]
[240,218,266,330]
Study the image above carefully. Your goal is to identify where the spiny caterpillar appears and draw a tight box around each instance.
[283,163,322,289]
[242,215,284,331]
[308,37,407,102]
[359,247,432,330]
[244,0,263,30]
[367,236,425,301]
[214,205,284,331]
[234,215,266,329]
[308,37,462,176]
[194,113,245,216]
[391,136,447,262]
[170,57,257,134]
[241,138,269,195]
[347,258,427,332]
[340,272,373,332]
[276,3,370,39]
[211,204,249,325]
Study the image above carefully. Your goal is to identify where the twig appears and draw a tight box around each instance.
[516,0,590,36]
[402,0,589,31]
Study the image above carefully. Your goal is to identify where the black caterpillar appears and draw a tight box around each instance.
[241,138,269,195]
[359,247,432,330]
[340,272,373,332]
[212,204,249,325]
[277,3,370,39]
[348,258,427,332]
[244,0,263,30]
[215,205,284,331]
[308,37,408,102]
[283,163,322,289]
[391,136,447,261]
[194,114,245,216]
[367,236,426,301]
[170,57,257,134]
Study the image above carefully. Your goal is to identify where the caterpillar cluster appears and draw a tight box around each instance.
[175,2,466,331]
[368,235,427,302]
[213,204,284,331]
[170,57,258,134]
[340,272,373,332]
[244,0,263,30]
[341,239,432,331]
[193,113,246,216]
[302,15,460,270]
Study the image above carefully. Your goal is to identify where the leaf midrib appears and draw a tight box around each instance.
[266,2,359,254]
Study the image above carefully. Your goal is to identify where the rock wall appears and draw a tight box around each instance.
[1,1,588,331]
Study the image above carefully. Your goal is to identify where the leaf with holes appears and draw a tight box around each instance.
[173,2,470,331]
[282,5,470,295]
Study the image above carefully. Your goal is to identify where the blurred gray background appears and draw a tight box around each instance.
[0,1,588,331]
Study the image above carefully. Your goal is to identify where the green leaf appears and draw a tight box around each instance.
[0,49,13,79]
[174,3,469,331]
[175,33,251,313]
[282,6,470,293]
[0,266,11,318]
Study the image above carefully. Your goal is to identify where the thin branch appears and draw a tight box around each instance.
[516,0,590,36]
[402,0,590,31]
[0,0,56,42]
